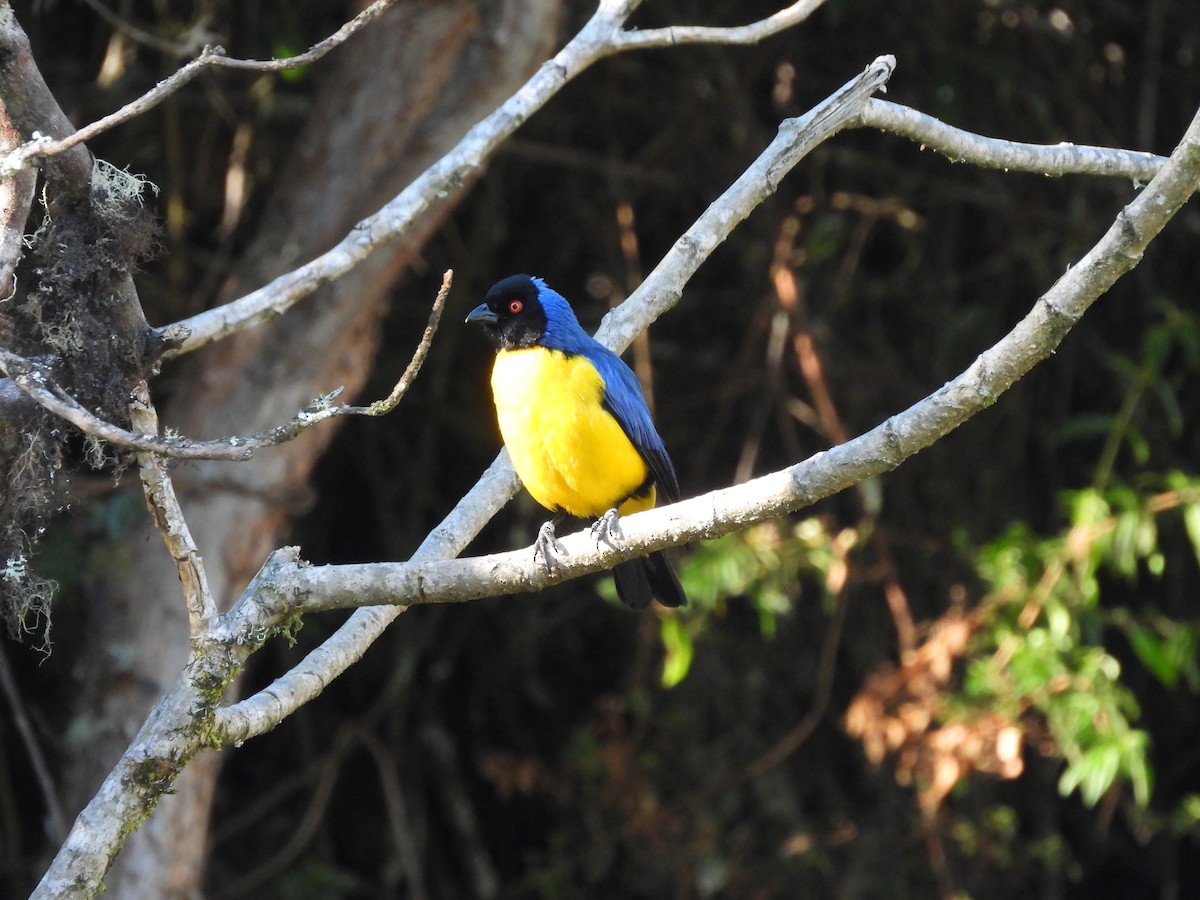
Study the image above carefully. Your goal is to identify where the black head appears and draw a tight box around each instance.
[465,274,548,350]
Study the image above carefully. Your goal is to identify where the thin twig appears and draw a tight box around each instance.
[0,349,253,460]
[129,380,218,632]
[0,0,402,178]
[612,0,830,50]
[0,270,450,461]
[337,269,451,417]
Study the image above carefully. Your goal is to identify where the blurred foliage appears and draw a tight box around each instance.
[657,517,853,685]
[3,0,1200,898]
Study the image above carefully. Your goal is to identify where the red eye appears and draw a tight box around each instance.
[508,299,523,314]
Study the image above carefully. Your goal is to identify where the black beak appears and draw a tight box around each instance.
[465,303,499,325]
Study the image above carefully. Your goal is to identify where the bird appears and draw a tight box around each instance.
[466,274,686,609]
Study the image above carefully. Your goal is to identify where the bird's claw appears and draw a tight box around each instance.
[534,520,566,572]
[590,507,623,549]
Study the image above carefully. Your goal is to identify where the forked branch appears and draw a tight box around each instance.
[160,0,842,356]
[0,0,403,178]
[211,54,900,745]
[27,0,1198,889]
[217,96,1200,742]
[0,272,450,461]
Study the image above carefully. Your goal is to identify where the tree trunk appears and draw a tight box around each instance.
[61,2,562,895]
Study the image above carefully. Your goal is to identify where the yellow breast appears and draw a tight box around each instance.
[491,347,653,519]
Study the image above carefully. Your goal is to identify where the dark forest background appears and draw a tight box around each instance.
[3,0,1200,897]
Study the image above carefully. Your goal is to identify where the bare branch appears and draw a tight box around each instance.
[323,268,451,418]
[0,348,255,461]
[0,0,402,179]
[129,381,218,633]
[0,269,448,461]
[216,96,1200,743]
[166,57,1174,362]
[31,0,1195,882]
[858,98,1166,181]
[612,0,830,50]
[212,55,899,744]
[161,5,866,357]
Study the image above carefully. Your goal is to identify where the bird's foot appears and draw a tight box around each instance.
[534,520,566,572]
[590,507,624,549]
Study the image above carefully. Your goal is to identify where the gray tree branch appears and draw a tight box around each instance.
[216,94,1200,743]
[129,380,218,635]
[858,98,1166,181]
[610,0,830,49]
[160,0,838,357]
[27,0,1200,892]
[209,56,1191,748]
[212,52,898,745]
[0,271,449,461]
[28,6,854,894]
[0,0,404,179]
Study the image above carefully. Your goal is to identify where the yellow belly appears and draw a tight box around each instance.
[491,347,653,519]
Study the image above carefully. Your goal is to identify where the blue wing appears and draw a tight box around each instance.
[533,278,679,502]
[586,345,680,503]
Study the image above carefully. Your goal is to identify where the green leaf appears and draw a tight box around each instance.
[1121,731,1153,808]
[1174,794,1200,831]
[1068,489,1110,529]
[1182,502,1200,569]
[660,616,694,688]
[1125,426,1151,465]
[1059,744,1121,807]
[1128,625,1179,688]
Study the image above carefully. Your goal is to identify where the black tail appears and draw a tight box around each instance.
[613,550,687,609]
